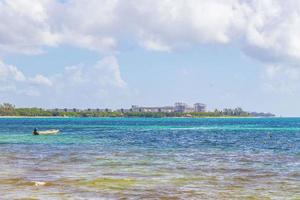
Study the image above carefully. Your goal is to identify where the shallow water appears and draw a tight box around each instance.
[0,117,299,199]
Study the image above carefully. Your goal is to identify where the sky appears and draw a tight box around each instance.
[1,0,300,116]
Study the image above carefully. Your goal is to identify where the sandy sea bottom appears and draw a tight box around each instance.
[0,118,299,199]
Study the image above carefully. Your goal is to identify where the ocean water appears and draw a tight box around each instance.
[0,117,299,199]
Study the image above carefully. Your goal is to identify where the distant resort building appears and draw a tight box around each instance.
[47,102,207,113]
[131,105,175,113]
[129,102,206,113]
[159,106,174,113]
[194,103,206,112]
[174,102,187,112]
[117,108,132,113]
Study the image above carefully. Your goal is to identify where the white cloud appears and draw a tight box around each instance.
[93,56,126,88]
[240,0,300,63]
[0,56,127,107]
[124,0,300,65]
[51,56,125,89]
[0,60,25,81]
[2,0,300,106]
[42,56,128,107]
[1,0,300,67]
[0,60,54,99]
[0,0,60,55]
[49,0,120,54]
[29,74,53,87]
[139,32,172,52]
[140,0,238,43]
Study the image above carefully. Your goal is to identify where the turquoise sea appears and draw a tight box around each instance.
[0,117,299,199]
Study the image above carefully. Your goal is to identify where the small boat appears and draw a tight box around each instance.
[33,129,59,135]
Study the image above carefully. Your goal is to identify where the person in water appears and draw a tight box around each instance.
[33,128,39,135]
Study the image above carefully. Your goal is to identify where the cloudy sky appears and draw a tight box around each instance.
[1,0,300,116]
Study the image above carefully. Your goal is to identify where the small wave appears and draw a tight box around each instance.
[34,181,46,186]
[0,178,51,187]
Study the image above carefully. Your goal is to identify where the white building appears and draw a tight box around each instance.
[130,102,206,113]
[194,103,206,112]
[174,102,188,112]
[131,105,174,113]
[159,106,174,113]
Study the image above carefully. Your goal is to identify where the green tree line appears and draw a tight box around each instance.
[0,103,258,118]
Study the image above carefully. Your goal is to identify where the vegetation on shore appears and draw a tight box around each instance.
[0,103,274,118]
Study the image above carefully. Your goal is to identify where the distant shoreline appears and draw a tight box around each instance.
[0,115,274,119]
[0,116,69,118]
[0,103,275,118]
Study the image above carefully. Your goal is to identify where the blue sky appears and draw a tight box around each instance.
[1,0,300,116]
